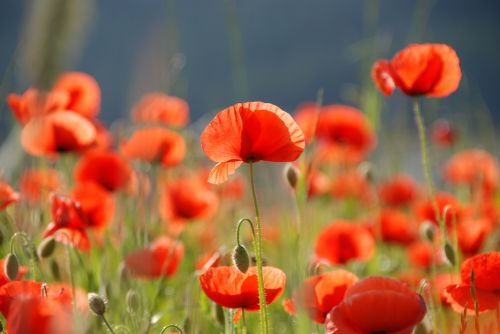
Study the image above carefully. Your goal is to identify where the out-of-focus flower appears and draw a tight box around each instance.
[132,93,189,127]
[431,119,458,147]
[20,168,61,204]
[0,181,20,211]
[378,174,420,208]
[53,72,101,118]
[378,209,417,245]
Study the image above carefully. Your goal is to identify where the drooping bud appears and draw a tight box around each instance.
[88,293,106,316]
[444,241,456,266]
[37,237,56,258]
[232,245,250,273]
[126,290,140,314]
[4,253,19,281]
[419,221,436,242]
[283,163,299,189]
[357,162,375,183]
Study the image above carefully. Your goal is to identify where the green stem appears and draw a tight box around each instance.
[241,310,247,334]
[236,218,256,246]
[9,232,38,281]
[101,315,116,334]
[248,162,269,334]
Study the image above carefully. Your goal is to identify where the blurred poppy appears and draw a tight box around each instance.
[20,168,61,204]
[296,104,376,164]
[431,119,458,147]
[372,43,461,97]
[456,218,493,255]
[0,259,27,287]
[379,209,417,245]
[331,170,375,205]
[414,192,462,227]
[71,182,115,230]
[434,272,460,306]
[407,241,442,269]
[132,93,189,127]
[53,71,101,118]
[7,88,69,125]
[201,101,305,184]
[444,252,500,313]
[121,127,186,167]
[0,181,20,211]
[199,266,286,310]
[378,174,420,207]
[74,151,132,192]
[307,169,330,197]
[315,221,375,265]
[443,149,498,194]
[325,276,426,333]
[124,236,184,279]
[294,269,358,323]
[21,111,97,157]
[159,177,219,225]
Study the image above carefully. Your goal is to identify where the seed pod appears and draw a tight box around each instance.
[88,293,106,316]
[419,221,436,242]
[4,253,19,281]
[283,164,299,189]
[126,290,140,314]
[444,241,456,266]
[232,245,250,273]
[37,237,56,258]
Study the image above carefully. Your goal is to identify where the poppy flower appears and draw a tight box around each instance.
[199,266,286,311]
[124,236,184,279]
[414,192,462,227]
[407,241,438,269]
[74,151,133,192]
[296,104,376,164]
[20,168,61,204]
[159,177,219,225]
[315,221,375,265]
[200,101,305,184]
[331,170,375,205]
[372,43,461,97]
[21,111,97,157]
[444,252,500,313]
[132,93,189,127]
[121,127,186,167]
[7,88,69,125]
[379,209,417,245]
[53,71,101,118]
[0,259,27,287]
[0,181,20,211]
[293,270,359,323]
[456,218,493,256]
[431,119,458,147]
[71,182,115,230]
[307,169,330,197]
[378,174,420,207]
[325,276,426,334]
[443,149,498,194]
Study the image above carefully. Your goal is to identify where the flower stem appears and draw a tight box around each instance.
[248,162,269,334]
[101,315,116,334]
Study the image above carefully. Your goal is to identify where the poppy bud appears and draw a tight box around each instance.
[444,241,456,266]
[88,293,106,316]
[232,245,250,273]
[4,253,19,281]
[283,164,299,189]
[357,162,375,183]
[419,221,436,242]
[37,237,56,258]
[126,290,140,314]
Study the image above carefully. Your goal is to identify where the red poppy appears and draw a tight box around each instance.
[71,182,115,230]
[315,221,375,265]
[431,119,458,147]
[443,149,498,193]
[325,277,426,334]
[201,101,305,184]
[407,241,442,269]
[331,170,375,204]
[199,266,286,310]
[121,127,186,166]
[414,192,462,227]
[7,88,69,125]
[21,111,97,157]
[379,209,417,245]
[53,71,101,118]
[434,272,460,306]
[159,177,219,225]
[307,169,330,197]
[20,168,61,204]
[444,252,500,313]
[132,93,189,127]
[378,174,420,207]
[0,181,20,211]
[372,43,461,97]
[296,104,376,164]
[124,236,184,279]
[74,151,132,192]
[456,218,493,256]
[294,270,359,323]
[0,259,27,287]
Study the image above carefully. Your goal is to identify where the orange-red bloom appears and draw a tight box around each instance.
[331,170,375,205]
[315,221,375,265]
[132,93,189,127]
[325,277,426,334]
[7,89,69,125]
[201,101,305,184]
[20,168,61,204]
[124,236,184,279]
[444,252,500,313]
[199,266,286,310]
[295,104,376,164]
[414,192,462,227]
[74,151,132,192]
[53,71,101,118]
[372,43,461,97]
[378,174,420,207]
[0,181,20,211]
[121,127,186,167]
[431,119,458,147]
[379,209,417,245]
[71,182,115,230]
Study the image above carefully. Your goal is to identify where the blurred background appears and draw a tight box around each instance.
[1,0,499,139]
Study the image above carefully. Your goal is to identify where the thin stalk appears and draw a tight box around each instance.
[248,162,269,334]
[241,310,247,334]
[101,315,116,334]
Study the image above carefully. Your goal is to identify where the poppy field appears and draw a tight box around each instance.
[1,3,500,334]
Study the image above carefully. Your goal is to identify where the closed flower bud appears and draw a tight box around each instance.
[232,245,250,274]
[358,162,375,183]
[37,237,56,258]
[126,290,140,314]
[419,221,436,242]
[88,293,106,316]
[283,164,299,189]
[4,253,19,281]
[444,241,456,266]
